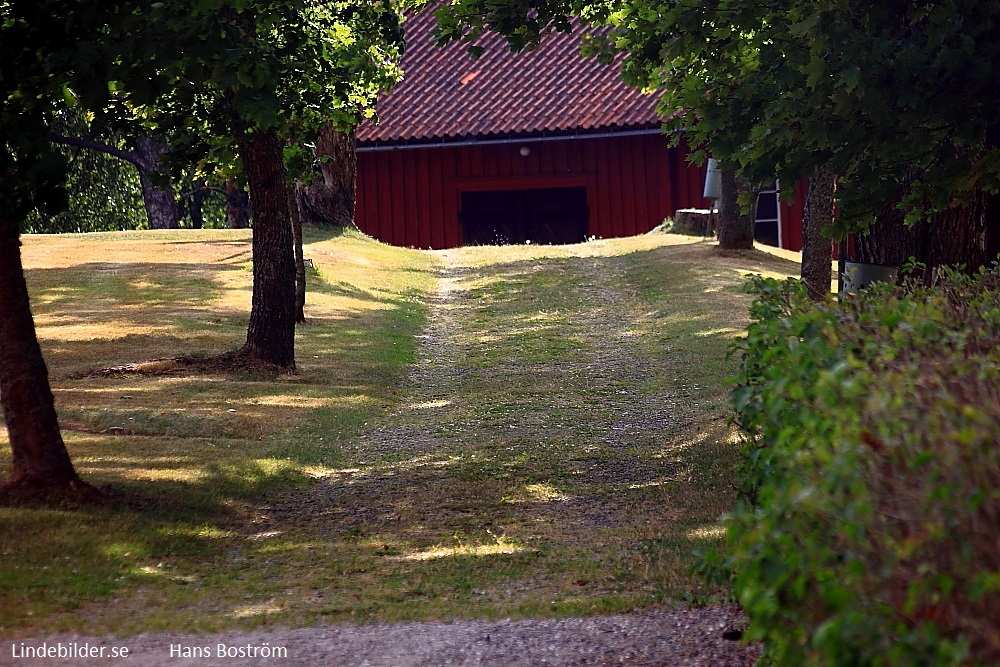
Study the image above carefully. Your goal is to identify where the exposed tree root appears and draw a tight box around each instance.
[712,247,764,260]
[0,474,106,507]
[81,349,292,380]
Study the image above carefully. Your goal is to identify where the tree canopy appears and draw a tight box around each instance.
[1,1,406,500]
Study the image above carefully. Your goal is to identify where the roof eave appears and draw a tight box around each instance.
[356,124,676,152]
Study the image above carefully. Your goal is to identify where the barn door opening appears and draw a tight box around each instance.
[754,186,780,247]
[460,186,589,245]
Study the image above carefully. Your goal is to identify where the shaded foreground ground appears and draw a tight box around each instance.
[3,230,799,664]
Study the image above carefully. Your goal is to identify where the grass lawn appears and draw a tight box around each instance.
[0,227,798,636]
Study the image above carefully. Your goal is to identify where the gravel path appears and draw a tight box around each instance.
[5,245,760,666]
[5,607,756,666]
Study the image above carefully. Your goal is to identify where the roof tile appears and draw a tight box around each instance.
[356,10,662,144]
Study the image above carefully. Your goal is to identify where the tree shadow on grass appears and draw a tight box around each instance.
[0,450,308,632]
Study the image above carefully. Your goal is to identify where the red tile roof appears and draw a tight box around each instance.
[355,10,663,145]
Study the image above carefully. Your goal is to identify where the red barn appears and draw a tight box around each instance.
[355,11,805,250]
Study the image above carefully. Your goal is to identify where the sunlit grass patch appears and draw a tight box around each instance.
[396,534,526,562]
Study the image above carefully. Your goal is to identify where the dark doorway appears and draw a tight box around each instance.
[754,188,780,247]
[460,186,589,245]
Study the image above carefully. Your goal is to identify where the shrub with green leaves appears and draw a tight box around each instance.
[725,268,1000,666]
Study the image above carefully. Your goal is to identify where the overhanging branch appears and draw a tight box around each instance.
[48,134,145,171]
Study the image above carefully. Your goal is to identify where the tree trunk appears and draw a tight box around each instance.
[226,180,251,229]
[856,188,989,280]
[298,126,356,227]
[0,215,98,503]
[924,192,989,269]
[135,136,178,229]
[801,163,836,300]
[716,170,756,250]
[854,198,917,269]
[189,181,206,229]
[290,182,306,323]
[986,191,1000,263]
[237,129,296,370]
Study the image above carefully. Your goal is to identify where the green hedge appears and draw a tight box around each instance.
[724,268,1000,666]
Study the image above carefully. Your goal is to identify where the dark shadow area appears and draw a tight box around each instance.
[0,454,305,628]
[460,187,589,245]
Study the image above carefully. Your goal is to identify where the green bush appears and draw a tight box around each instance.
[725,268,1000,666]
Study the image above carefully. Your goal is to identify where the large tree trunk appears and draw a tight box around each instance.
[801,163,836,300]
[0,215,98,503]
[237,129,296,370]
[854,199,916,269]
[716,170,756,250]
[986,191,1000,263]
[856,189,989,280]
[134,136,178,229]
[226,180,251,229]
[924,192,989,268]
[298,126,356,227]
[290,182,306,323]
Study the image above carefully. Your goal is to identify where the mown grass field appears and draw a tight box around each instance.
[0,228,798,636]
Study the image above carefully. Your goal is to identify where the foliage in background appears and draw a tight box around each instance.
[724,271,1000,666]
[24,142,146,234]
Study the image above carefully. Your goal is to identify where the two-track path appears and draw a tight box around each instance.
[8,240,761,666]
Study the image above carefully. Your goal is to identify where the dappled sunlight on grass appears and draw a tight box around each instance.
[627,480,668,490]
[230,601,284,619]
[398,535,525,562]
[159,526,237,540]
[502,483,571,504]
[247,530,284,542]
[79,466,210,484]
[685,525,726,541]
[409,399,453,410]
[1,228,802,635]
[693,327,741,338]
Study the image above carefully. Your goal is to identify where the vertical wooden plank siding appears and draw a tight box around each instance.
[621,136,639,236]
[779,179,808,251]
[480,145,495,179]
[441,148,468,248]
[405,150,419,247]
[428,147,445,249]
[631,136,649,232]
[412,149,427,247]
[644,135,663,226]
[609,136,624,236]
[554,140,569,177]
[355,134,709,247]
[591,138,612,237]
[355,154,372,237]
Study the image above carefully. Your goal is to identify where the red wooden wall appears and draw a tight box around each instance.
[778,179,807,251]
[355,134,707,249]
